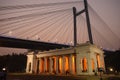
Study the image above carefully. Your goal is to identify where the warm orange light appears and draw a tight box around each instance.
[96,54,101,68]
[40,58,44,73]
[59,57,62,73]
[65,56,69,72]
[102,61,104,68]
[72,55,75,74]
[82,58,87,72]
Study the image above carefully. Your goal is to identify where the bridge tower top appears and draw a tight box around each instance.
[73,0,93,47]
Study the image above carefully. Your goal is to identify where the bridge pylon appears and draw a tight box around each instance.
[73,0,93,47]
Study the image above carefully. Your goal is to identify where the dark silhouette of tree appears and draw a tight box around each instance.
[0,53,27,72]
[104,49,120,73]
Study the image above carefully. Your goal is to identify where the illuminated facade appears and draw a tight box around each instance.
[26,43,105,75]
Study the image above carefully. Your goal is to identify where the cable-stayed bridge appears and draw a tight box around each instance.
[0,0,120,51]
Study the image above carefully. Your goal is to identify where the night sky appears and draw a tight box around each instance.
[0,0,120,55]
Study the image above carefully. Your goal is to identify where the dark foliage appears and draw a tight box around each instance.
[104,49,120,72]
[0,53,27,73]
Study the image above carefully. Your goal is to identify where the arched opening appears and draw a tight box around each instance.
[96,54,101,68]
[80,59,83,70]
[36,60,40,73]
[82,57,87,72]
[91,59,95,72]
[58,57,62,73]
[40,58,44,73]
[52,57,56,73]
[65,56,69,73]
[28,62,31,72]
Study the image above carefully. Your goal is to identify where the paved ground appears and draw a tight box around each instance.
[6,73,120,80]
[7,74,85,80]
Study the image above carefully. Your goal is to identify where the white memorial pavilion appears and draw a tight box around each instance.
[26,42,105,75]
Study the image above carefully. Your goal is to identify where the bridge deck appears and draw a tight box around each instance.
[0,36,70,50]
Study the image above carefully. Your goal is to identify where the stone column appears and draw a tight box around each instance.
[101,54,105,70]
[56,56,58,74]
[35,59,38,74]
[26,56,29,73]
[69,54,72,74]
[62,56,65,74]
[38,58,41,73]
[94,54,98,72]
[49,57,53,73]
[76,53,79,75]
[87,53,93,75]
[32,55,37,73]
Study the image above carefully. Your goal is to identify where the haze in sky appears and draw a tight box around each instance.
[0,0,120,55]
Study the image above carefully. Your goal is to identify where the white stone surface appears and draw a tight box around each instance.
[26,43,105,75]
